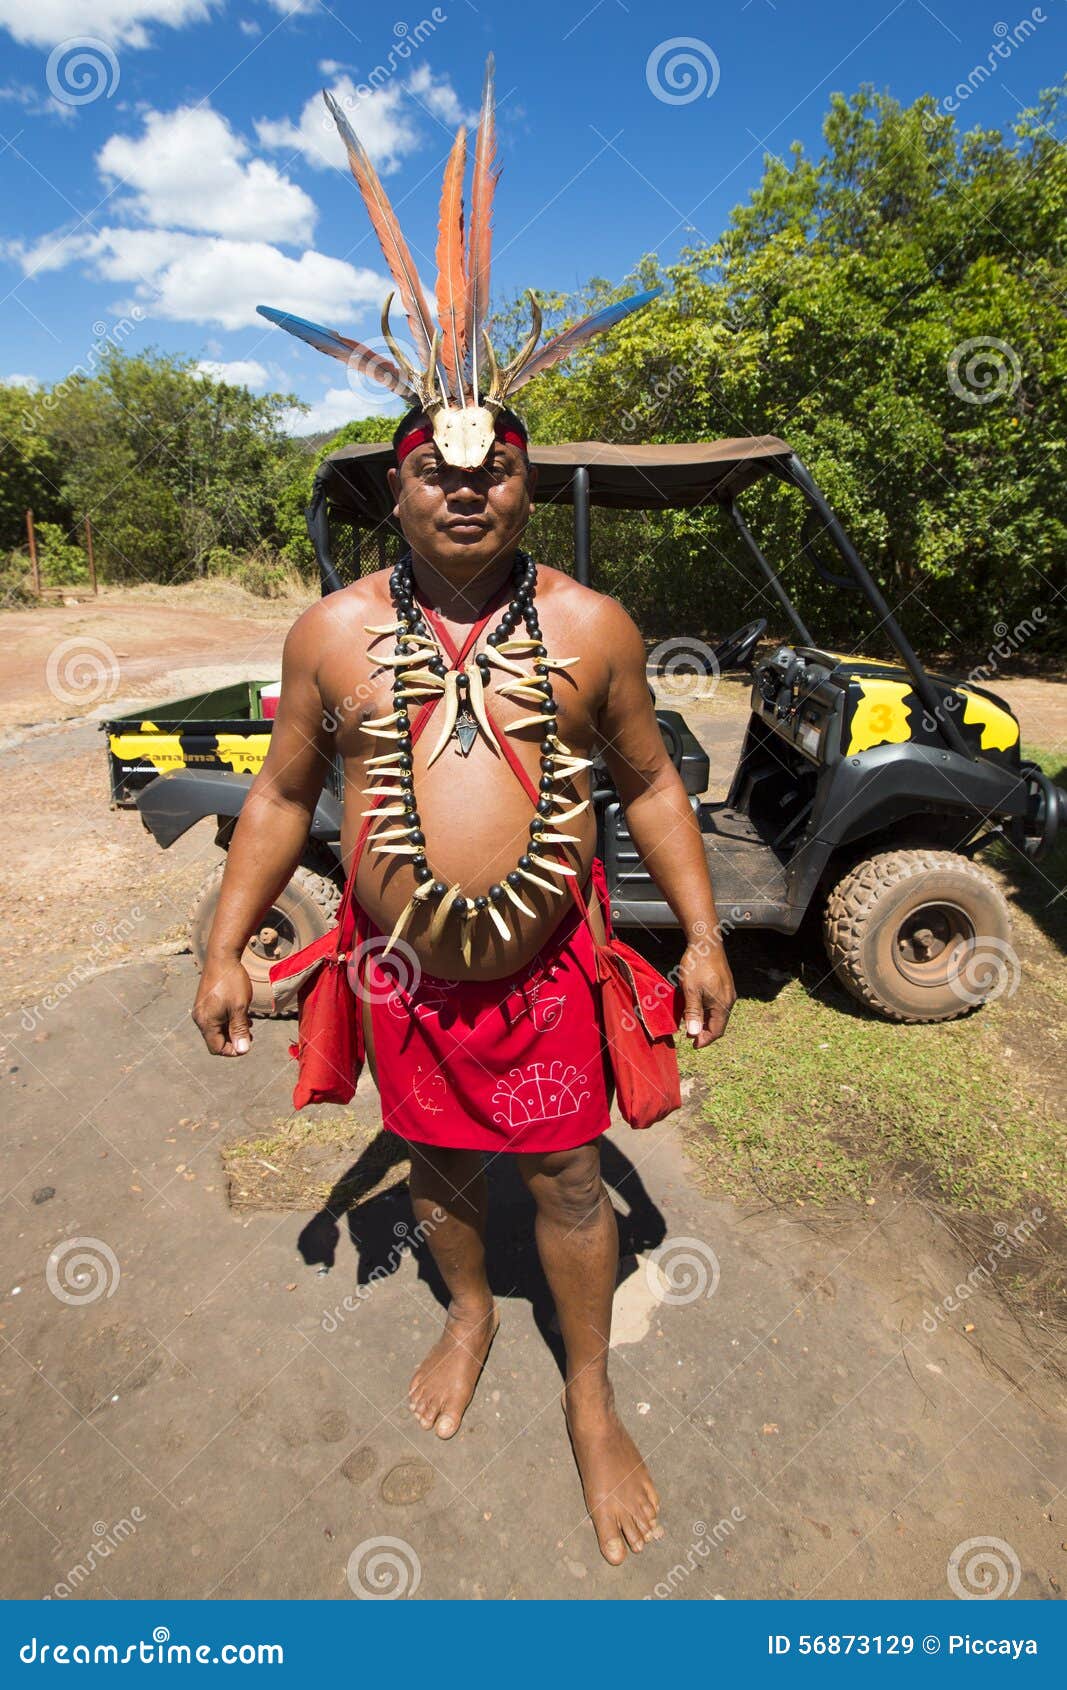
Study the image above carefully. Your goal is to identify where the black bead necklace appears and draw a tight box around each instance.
[360,547,591,961]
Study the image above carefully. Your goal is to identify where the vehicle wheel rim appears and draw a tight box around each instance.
[892,900,976,989]
[246,908,298,965]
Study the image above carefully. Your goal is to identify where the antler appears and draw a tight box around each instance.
[382,293,444,413]
[483,289,543,410]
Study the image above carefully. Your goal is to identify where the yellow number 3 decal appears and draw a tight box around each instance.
[846,682,913,754]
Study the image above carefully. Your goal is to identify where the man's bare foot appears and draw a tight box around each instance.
[563,1376,663,1564]
[408,1299,498,1439]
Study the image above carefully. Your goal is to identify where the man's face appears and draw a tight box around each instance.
[387,432,537,577]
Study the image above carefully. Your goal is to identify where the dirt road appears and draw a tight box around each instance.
[1,586,1064,1600]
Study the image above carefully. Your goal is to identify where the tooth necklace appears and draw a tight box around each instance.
[362,547,590,965]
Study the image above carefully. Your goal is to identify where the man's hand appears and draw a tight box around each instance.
[192,956,255,1057]
[678,928,736,1049]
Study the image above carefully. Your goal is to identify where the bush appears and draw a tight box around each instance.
[34,522,88,587]
[0,556,36,606]
[220,546,308,600]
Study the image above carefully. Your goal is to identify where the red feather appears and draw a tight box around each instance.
[324,89,436,371]
[465,54,500,402]
[435,126,468,402]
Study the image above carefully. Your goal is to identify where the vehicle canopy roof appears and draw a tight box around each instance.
[314,435,793,524]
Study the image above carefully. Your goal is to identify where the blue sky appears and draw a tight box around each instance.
[1,0,1063,434]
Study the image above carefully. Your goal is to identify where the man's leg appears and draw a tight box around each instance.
[517,1142,662,1563]
[362,992,496,1440]
[406,1144,498,1440]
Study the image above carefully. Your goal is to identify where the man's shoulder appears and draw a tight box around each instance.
[285,573,389,645]
[537,564,635,628]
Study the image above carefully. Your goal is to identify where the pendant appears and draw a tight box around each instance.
[454,708,478,756]
[451,672,482,756]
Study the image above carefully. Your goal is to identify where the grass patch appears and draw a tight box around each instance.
[679,973,1063,1213]
[224,1114,407,1213]
[680,742,1065,1226]
[682,736,1067,1220]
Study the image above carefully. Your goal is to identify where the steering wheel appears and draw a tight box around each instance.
[713,617,767,673]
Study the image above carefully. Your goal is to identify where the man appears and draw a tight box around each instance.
[193,401,734,1562]
[193,56,735,1564]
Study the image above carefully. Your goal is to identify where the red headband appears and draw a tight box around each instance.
[395,421,528,467]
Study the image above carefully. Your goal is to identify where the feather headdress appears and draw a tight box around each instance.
[258,55,661,468]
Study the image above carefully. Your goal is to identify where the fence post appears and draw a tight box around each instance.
[26,509,40,596]
[84,516,98,594]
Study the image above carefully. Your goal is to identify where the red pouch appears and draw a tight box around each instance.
[268,898,365,1109]
[593,936,686,1130]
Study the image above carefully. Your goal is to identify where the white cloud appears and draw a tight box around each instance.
[238,17,259,36]
[406,63,477,129]
[3,228,95,275]
[281,383,400,437]
[9,224,390,331]
[2,372,40,389]
[0,81,77,121]
[195,358,268,388]
[97,106,316,243]
[255,67,477,174]
[317,59,350,76]
[0,0,215,50]
[256,76,416,174]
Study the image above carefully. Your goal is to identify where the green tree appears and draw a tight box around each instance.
[275,411,399,569]
[0,384,65,552]
[519,84,1067,654]
[44,350,302,583]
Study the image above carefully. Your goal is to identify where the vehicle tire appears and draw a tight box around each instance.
[188,858,342,1018]
[822,850,1014,1023]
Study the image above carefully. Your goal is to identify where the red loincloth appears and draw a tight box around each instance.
[350,857,616,1154]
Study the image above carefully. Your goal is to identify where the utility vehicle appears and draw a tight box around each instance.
[116,435,1063,1021]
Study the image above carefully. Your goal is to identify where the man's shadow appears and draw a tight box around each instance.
[297,1132,667,1375]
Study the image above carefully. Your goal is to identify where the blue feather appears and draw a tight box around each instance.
[508,286,662,392]
[256,306,414,399]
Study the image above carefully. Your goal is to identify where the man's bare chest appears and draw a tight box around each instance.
[319,598,608,763]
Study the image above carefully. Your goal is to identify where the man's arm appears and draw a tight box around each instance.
[595,598,735,1048]
[191,604,336,1057]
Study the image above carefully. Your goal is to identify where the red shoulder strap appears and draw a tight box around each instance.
[414,583,592,927]
[337,576,514,911]
[475,698,592,926]
[332,570,594,947]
